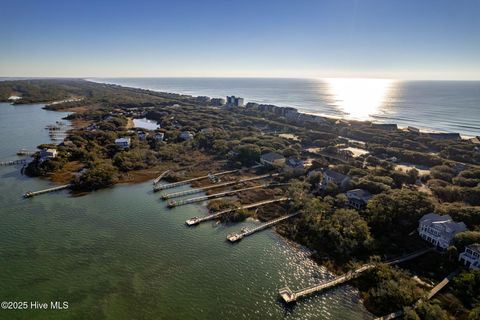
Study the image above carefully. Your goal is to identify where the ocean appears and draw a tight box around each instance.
[90,77,480,137]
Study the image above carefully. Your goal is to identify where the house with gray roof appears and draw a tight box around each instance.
[418,213,467,249]
[320,169,351,190]
[260,152,286,167]
[346,189,373,209]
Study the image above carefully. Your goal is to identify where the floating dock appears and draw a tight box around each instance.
[23,184,71,198]
[279,248,433,303]
[226,212,299,242]
[167,184,272,208]
[154,169,240,192]
[185,197,290,226]
[162,174,276,199]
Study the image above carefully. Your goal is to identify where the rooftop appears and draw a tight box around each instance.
[261,152,285,162]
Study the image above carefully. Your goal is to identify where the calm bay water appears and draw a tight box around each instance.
[91,78,480,137]
[0,102,371,319]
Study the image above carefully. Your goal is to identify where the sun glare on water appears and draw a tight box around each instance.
[324,78,397,120]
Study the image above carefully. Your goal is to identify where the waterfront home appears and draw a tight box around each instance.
[320,169,351,190]
[154,132,164,141]
[39,148,57,161]
[345,189,373,209]
[407,126,420,133]
[418,213,467,249]
[371,123,398,131]
[260,152,286,167]
[179,131,194,141]
[138,131,147,141]
[115,137,131,149]
[226,96,244,107]
[211,98,226,106]
[459,243,480,270]
[426,132,461,140]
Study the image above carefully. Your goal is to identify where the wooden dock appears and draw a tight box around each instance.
[153,170,171,185]
[226,212,299,242]
[167,184,272,208]
[185,197,290,226]
[23,184,71,198]
[279,248,433,303]
[162,174,276,199]
[0,159,28,166]
[153,169,240,192]
[17,149,36,156]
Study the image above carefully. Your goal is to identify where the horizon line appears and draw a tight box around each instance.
[1,76,480,82]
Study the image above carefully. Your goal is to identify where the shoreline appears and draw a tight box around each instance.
[84,78,477,140]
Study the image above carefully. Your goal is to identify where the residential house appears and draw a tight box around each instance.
[284,157,306,174]
[260,152,286,167]
[407,126,420,133]
[371,123,398,131]
[154,132,164,142]
[179,131,194,141]
[459,243,480,270]
[426,132,461,140]
[39,148,58,161]
[138,131,147,141]
[320,169,351,190]
[115,137,131,149]
[226,96,244,107]
[211,98,226,106]
[418,213,467,249]
[345,189,373,209]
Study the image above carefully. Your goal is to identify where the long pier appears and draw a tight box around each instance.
[167,184,271,208]
[226,212,299,242]
[154,169,240,191]
[279,248,433,303]
[185,197,290,226]
[0,159,27,166]
[162,174,276,199]
[23,184,71,198]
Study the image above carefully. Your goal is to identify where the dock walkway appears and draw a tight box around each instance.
[227,212,299,242]
[154,169,239,191]
[279,248,433,303]
[167,184,273,208]
[185,197,290,226]
[23,184,71,198]
[162,174,276,199]
[153,170,171,185]
[0,159,27,166]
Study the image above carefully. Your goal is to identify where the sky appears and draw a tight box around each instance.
[1,0,480,80]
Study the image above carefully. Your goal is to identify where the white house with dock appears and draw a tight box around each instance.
[418,213,467,249]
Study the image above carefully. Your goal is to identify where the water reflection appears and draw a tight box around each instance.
[325,78,396,120]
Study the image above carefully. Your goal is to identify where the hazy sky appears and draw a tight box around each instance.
[1,0,480,80]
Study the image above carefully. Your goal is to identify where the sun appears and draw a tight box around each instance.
[324,78,397,120]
